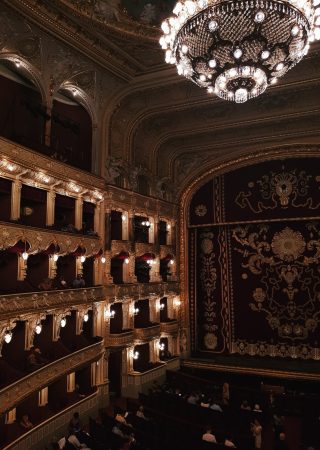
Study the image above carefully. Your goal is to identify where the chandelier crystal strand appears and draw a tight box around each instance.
[160,0,319,103]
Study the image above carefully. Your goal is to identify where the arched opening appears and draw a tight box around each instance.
[0,60,45,152]
[51,89,92,171]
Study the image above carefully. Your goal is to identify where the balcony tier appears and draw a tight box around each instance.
[104,281,179,300]
[0,339,104,414]
[111,240,131,256]
[0,221,102,256]
[160,245,174,258]
[0,286,104,319]
[135,242,156,255]
[133,324,161,343]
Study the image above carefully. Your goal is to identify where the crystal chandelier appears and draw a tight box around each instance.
[160,0,320,103]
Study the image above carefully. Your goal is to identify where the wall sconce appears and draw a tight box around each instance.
[53,254,59,262]
[133,351,139,360]
[124,257,129,264]
[147,259,154,266]
[159,303,165,310]
[101,256,106,264]
[15,59,21,68]
[121,214,126,221]
[133,307,140,316]
[174,299,181,307]
[169,259,174,265]
[4,330,12,344]
[60,317,67,328]
[83,313,89,322]
[166,223,171,230]
[158,342,165,351]
[80,255,86,263]
[21,251,29,261]
[141,220,150,227]
[105,309,115,319]
[35,323,42,335]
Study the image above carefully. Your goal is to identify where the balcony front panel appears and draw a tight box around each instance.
[160,245,175,259]
[0,286,104,319]
[133,324,161,342]
[111,240,131,256]
[128,363,166,386]
[104,282,180,300]
[0,137,105,191]
[0,339,104,414]
[106,330,134,347]
[135,242,156,255]
[0,222,102,256]
[160,320,179,335]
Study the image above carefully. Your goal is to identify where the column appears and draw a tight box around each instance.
[122,211,129,240]
[75,196,83,230]
[46,189,56,226]
[17,254,27,281]
[149,217,155,244]
[103,250,114,283]
[94,202,101,235]
[48,254,58,279]
[10,179,22,221]
[44,104,52,147]
[127,253,137,283]
[167,295,174,319]
[122,301,134,330]
[149,296,160,323]
[128,210,135,242]
[149,257,161,282]
[154,216,160,250]
[105,209,111,251]
[93,302,104,337]
[171,220,177,248]
[149,339,158,363]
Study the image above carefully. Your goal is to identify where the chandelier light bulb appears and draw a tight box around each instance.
[22,251,29,261]
[160,303,165,310]
[35,324,42,334]
[161,0,318,102]
[170,259,174,265]
[261,50,270,60]
[101,256,106,264]
[121,214,126,221]
[134,307,140,315]
[233,48,243,59]
[158,342,165,350]
[133,351,139,360]
[80,255,86,263]
[60,317,67,328]
[53,254,59,262]
[83,313,89,322]
[254,11,266,23]
[4,330,12,344]
[208,20,218,32]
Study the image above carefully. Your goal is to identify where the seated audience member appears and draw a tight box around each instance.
[274,432,289,450]
[187,392,199,405]
[202,427,217,443]
[38,277,53,291]
[20,414,33,430]
[72,274,85,288]
[67,433,90,449]
[55,275,68,289]
[241,400,251,410]
[254,404,263,413]
[200,397,211,408]
[26,347,45,371]
[210,399,223,412]
[136,406,149,420]
[69,412,82,434]
[224,436,237,448]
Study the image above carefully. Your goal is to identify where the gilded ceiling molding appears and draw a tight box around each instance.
[0,287,104,320]
[0,339,104,414]
[178,145,320,342]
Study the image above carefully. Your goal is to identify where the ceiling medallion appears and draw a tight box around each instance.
[160,0,320,103]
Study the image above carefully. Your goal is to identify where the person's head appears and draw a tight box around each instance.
[279,433,286,441]
[138,406,144,412]
[206,427,212,434]
[254,403,261,410]
[254,419,261,426]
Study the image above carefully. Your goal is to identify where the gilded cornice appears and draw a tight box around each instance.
[0,287,104,320]
[0,222,102,256]
[0,339,104,414]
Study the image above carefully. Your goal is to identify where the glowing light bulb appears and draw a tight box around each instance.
[101,256,106,264]
[35,324,42,334]
[22,251,29,261]
[53,254,59,262]
[83,313,89,322]
[124,257,130,264]
[80,255,86,263]
[60,318,67,328]
[4,331,12,343]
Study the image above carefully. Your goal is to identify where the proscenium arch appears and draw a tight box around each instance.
[178,144,320,355]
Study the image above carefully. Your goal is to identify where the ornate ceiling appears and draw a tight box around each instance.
[2,0,320,200]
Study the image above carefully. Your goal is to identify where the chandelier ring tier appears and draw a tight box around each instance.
[160,0,320,103]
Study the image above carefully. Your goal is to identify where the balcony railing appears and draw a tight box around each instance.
[0,221,102,256]
[0,286,104,319]
[133,324,161,342]
[160,244,174,259]
[0,339,104,414]
[160,320,179,335]
[135,242,156,255]
[107,330,134,347]
[104,281,179,300]
[111,240,131,256]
